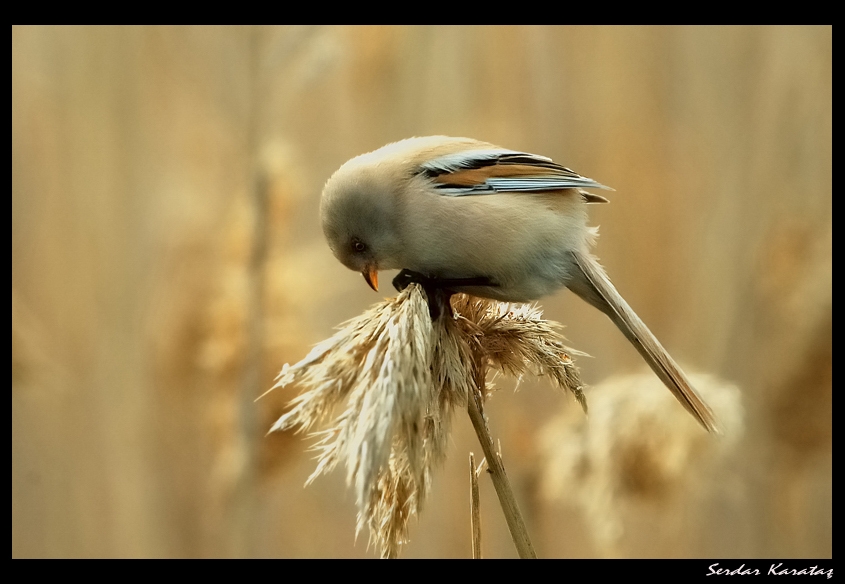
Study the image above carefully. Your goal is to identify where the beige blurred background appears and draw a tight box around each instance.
[12,25,831,558]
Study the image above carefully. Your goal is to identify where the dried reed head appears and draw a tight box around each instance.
[539,371,744,556]
[263,283,584,558]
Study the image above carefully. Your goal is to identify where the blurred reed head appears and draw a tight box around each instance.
[262,283,584,557]
[539,371,745,556]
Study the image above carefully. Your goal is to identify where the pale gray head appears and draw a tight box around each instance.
[320,162,404,291]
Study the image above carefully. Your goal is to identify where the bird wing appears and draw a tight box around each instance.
[418,148,611,200]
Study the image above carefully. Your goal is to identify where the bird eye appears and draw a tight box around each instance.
[351,239,366,253]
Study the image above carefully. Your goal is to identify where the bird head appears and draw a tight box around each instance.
[320,158,404,292]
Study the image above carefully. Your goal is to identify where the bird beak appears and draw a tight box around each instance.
[362,267,379,292]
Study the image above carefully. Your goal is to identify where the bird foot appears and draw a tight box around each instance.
[392,269,497,321]
[391,269,451,320]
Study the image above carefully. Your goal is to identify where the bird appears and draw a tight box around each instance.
[320,135,718,433]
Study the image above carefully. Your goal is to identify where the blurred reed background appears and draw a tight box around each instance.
[12,25,831,558]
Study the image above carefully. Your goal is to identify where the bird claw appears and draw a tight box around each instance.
[392,269,429,292]
[393,269,450,320]
[392,269,499,321]
[393,269,499,293]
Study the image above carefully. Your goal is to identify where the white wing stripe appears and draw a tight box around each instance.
[434,176,610,196]
[486,177,609,189]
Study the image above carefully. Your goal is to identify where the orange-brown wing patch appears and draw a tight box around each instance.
[433,164,561,186]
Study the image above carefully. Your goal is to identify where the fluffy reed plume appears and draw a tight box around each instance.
[263,283,584,558]
[539,371,744,556]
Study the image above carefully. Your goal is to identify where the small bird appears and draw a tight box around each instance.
[320,136,718,432]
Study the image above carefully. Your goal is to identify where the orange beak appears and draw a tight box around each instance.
[362,267,379,292]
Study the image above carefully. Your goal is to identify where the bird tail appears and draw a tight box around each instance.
[567,250,720,433]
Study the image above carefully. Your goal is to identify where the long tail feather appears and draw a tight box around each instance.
[567,250,720,433]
